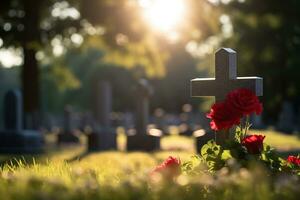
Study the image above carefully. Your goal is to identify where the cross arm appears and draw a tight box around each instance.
[190,78,217,97]
[231,77,263,96]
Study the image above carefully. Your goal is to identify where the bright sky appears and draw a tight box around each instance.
[139,0,186,36]
[0,47,23,68]
[0,0,233,67]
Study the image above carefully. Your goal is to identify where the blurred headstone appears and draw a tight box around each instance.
[127,79,161,151]
[193,129,215,153]
[88,81,116,151]
[153,108,168,134]
[179,104,194,136]
[57,105,80,144]
[0,90,43,153]
[277,101,295,133]
[122,112,134,130]
[250,114,264,129]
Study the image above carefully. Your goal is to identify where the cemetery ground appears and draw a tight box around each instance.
[0,129,299,200]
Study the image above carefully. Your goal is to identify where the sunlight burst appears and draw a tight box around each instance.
[139,0,186,33]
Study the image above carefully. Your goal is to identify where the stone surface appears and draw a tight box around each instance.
[0,90,43,154]
[179,104,195,136]
[127,79,161,151]
[153,108,168,134]
[88,127,117,151]
[191,48,263,144]
[57,105,80,144]
[250,114,264,129]
[277,101,296,133]
[88,81,116,151]
[194,129,215,153]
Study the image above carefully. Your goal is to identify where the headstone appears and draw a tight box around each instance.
[0,90,43,154]
[79,111,93,132]
[250,114,264,129]
[179,104,194,136]
[122,111,135,130]
[127,79,161,151]
[277,101,295,133]
[193,129,215,153]
[57,105,80,144]
[153,108,168,135]
[191,48,263,146]
[88,81,117,151]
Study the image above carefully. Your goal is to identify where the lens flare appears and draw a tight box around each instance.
[139,0,186,33]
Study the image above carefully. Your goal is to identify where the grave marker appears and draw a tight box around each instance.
[277,101,295,133]
[57,105,80,144]
[191,48,263,145]
[153,108,168,134]
[0,90,43,153]
[127,79,161,151]
[88,81,116,151]
[179,104,194,136]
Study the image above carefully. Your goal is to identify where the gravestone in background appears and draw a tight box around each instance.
[57,105,80,144]
[153,108,168,134]
[250,114,264,129]
[277,101,295,133]
[191,48,263,148]
[179,104,195,136]
[0,90,44,153]
[193,129,215,153]
[127,79,161,151]
[88,81,116,151]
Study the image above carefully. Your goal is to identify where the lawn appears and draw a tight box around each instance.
[0,129,299,200]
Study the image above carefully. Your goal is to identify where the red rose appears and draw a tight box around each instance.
[226,88,263,116]
[206,102,241,131]
[152,156,181,177]
[242,134,265,154]
[287,155,300,166]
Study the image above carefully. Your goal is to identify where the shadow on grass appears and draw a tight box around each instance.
[65,151,90,163]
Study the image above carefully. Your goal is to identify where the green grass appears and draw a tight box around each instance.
[0,130,299,200]
[257,130,300,150]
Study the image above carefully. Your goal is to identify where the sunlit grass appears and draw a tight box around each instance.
[0,129,299,199]
[250,129,300,151]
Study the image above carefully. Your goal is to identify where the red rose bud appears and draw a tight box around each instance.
[226,88,263,117]
[287,155,300,166]
[242,134,265,154]
[206,102,241,131]
[152,156,181,177]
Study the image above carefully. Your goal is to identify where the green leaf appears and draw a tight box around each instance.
[221,150,232,160]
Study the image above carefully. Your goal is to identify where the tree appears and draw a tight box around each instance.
[0,0,81,128]
[222,0,300,121]
[1,0,222,125]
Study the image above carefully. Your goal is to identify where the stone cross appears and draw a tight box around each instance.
[191,48,263,143]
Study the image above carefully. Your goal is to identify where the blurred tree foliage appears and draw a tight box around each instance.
[222,0,300,121]
[0,0,221,116]
[0,0,82,127]
[41,48,136,113]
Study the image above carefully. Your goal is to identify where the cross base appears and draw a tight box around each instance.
[127,134,160,151]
